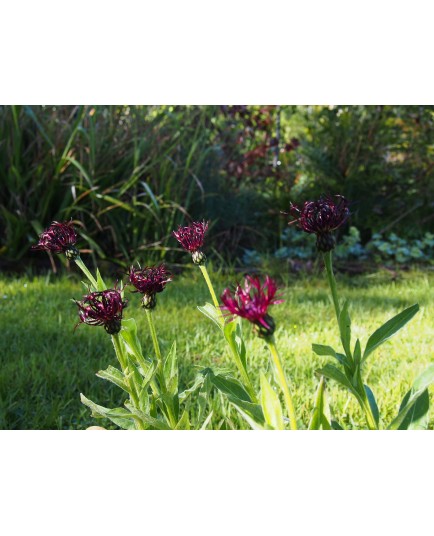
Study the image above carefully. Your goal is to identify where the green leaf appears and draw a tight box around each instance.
[308,376,330,430]
[228,398,265,425]
[210,374,251,402]
[331,420,344,430]
[317,364,364,406]
[231,406,266,430]
[120,318,149,368]
[197,302,223,330]
[124,403,171,430]
[96,268,107,291]
[175,405,191,430]
[364,385,379,426]
[200,411,214,430]
[398,390,430,430]
[353,339,362,366]
[363,304,419,361]
[234,320,247,371]
[96,365,129,394]
[388,364,434,430]
[312,343,350,367]
[164,341,178,395]
[80,394,135,429]
[260,373,285,430]
[312,344,337,357]
[338,300,352,359]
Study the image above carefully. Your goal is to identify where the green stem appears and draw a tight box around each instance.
[226,334,258,403]
[145,309,177,429]
[145,309,163,363]
[266,337,298,430]
[361,397,378,430]
[198,263,256,402]
[112,334,145,430]
[199,264,221,312]
[323,251,340,322]
[74,256,98,290]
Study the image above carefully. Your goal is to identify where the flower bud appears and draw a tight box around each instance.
[192,250,206,265]
[141,293,157,310]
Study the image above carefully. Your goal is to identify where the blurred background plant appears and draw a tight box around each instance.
[1,105,433,273]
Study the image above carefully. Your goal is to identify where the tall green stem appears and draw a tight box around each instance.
[198,263,256,402]
[266,337,298,430]
[112,334,144,430]
[226,332,257,403]
[145,309,177,428]
[323,251,340,322]
[362,400,378,430]
[199,264,221,312]
[145,310,163,363]
[74,257,98,290]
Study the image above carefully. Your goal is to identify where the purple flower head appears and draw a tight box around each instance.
[220,275,283,338]
[173,220,209,264]
[32,220,79,260]
[290,195,349,252]
[129,264,172,309]
[75,287,127,335]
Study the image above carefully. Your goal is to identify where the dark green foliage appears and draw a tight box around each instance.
[1,105,433,271]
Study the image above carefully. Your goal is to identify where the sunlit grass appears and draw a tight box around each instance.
[1,269,433,429]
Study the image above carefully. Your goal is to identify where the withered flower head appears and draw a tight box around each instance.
[75,288,127,335]
[220,275,283,338]
[128,264,172,309]
[32,220,79,260]
[290,195,349,252]
[173,220,209,265]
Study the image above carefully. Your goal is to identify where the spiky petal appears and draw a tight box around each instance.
[290,195,349,252]
[128,264,172,309]
[173,221,209,264]
[75,288,127,335]
[220,275,283,337]
[32,220,79,259]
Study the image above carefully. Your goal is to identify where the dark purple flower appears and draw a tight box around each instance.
[32,220,79,260]
[173,221,209,264]
[75,288,127,335]
[129,264,172,309]
[220,275,283,338]
[290,195,349,252]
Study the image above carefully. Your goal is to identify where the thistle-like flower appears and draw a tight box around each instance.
[75,288,127,335]
[290,195,349,252]
[32,220,79,260]
[128,264,172,309]
[173,221,209,265]
[220,275,283,338]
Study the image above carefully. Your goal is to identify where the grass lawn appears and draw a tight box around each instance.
[1,268,433,429]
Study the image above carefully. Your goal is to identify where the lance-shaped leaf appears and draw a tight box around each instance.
[197,302,224,330]
[388,364,434,430]
[338,300,352,359]
[120,318,151,370]
[124,402,171,430]
[210,374,252,402]
[317,364,364,407]
[260,373,285,430]
[363,304,419,361]
[309,376,331,430]
[364,384,380,427]
[80,394,135,429]
[312,343,351,367]
[397,390,430,430]
[164,341,178,396]
[96,365,129,394]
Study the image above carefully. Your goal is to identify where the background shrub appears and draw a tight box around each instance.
[1,105,433,272]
